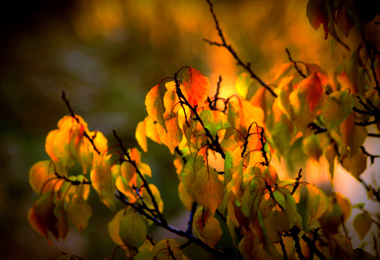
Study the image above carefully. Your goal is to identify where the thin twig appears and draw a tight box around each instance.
[285,48,306,78]
[61,91,101,155]
[204,0,277,98]
[113,130,167,225]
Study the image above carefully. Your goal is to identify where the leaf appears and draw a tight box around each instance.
[151,239,183,260]
[29,191,59,242]
[193,207,223,248]
[115,176,137,203]
[301,72,324,113]
[322,91,355,129]
[191,166,224,215]
[302,133,323,161]
[90,153,116,211]
[306,183,328,225]
[336,4,355,37]
[178,182,194,211]
[29,160,66,194]
[199,110,231,139]
[236,72,254,99]
[119,208,147,248]
[156,112,182,154]
[271,122,291,153]
[163,81,178,115]
[273,190,286,210]
[274,63,293,84]
[142,184,164,213]
[342,150,367,179]
[353,212,372,240]
[145,84,166,132]
[136,120,147,152]
[264,208,289,242]
[182,67,210,107]
[69,123,92,174]
[306,0,335,39]
[108,209,125,246]
[66,196,92,233]
[53,203,69,239]
[331,233,354,260]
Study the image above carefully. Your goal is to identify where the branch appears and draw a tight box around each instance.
[291,169,302,195]
[285,48,306,79]
[360,146,380,165]
[204,0,277,98]
[116,193,226,258]
[173,71,225,159]
[113,130,167,226]
[186,202,197,234]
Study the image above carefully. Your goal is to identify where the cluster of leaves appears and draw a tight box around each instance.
[28,0,380,259]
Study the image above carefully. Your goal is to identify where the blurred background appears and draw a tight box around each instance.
[0,0,379,259]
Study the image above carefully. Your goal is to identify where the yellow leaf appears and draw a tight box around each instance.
[108,209,125,246]
[342,150,367,179]
[156,112,182,154]
[90,153,116,211]
[136,120,147,152]
[193,207,223,248]
[145,84,166,132]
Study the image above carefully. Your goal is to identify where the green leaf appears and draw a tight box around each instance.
[108,209,125,246]
[199,110,231,139]
[271,122,291,153]
[66,196,92,233]
[236,72,254,99]
[322,91,355,129]
[306,183,328,225]
[273,190,286,209]
[353,212,372,240]
[119,208,147,248]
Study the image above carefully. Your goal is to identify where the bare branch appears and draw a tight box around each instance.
[204,0,277,98]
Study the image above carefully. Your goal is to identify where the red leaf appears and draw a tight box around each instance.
[182,68,210,107]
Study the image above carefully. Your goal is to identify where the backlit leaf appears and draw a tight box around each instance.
[145,84,166,132]
[29,160,66,194]
[90,153,116,211]
[199,110,231,139]
[156,112,182,154]
[236,72,253,99]
[182,67,210,107]
[299,72,323,113]
[136,120,147,152]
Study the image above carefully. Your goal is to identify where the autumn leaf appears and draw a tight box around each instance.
[193,207,223,248]
[306,0,335,39]
[90,153,116,211]
[151,239,184,260]
[191,166,224,216]
[29,160,66,194]
[66,196,92,233]
[306,183,328,226]
[299,72,323,113]
[156,111,182,154]
[136,120,147,152]
[236,72,254,99]
[119,207,147,248]
[108,209,125,246]
[322,90,355,129]
[145,84,166,132]
[200,110,231,139]
[182,67,210,107]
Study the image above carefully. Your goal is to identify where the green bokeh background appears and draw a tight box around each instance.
[0,0,378,259]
